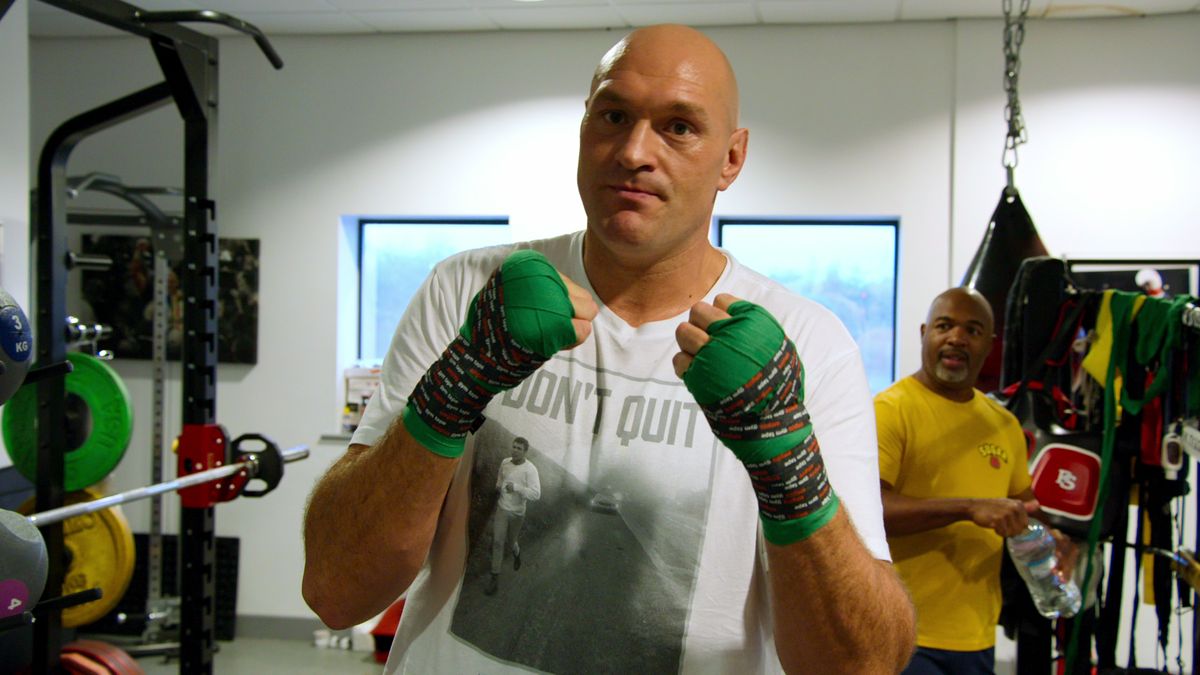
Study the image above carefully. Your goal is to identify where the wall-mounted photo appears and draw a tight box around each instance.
[1065,259,1199,299]
[80,235,260,364]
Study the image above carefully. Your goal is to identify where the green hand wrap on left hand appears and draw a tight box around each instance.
[683,300,839,545]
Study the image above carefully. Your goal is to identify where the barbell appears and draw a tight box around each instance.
[0,442,307,626]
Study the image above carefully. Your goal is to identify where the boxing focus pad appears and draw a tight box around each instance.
[683,301,839,545]
[403,250,577,458]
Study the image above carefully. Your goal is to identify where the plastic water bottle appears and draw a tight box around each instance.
[1006,521,1082,619]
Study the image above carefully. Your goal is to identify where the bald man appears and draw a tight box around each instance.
[876,288,1048,674]
[305,25,914,674]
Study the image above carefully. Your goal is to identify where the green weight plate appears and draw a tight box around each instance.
[2,353,134,490]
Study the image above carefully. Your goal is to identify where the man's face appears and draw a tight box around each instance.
[919,293,994,393]
[511,441,529,464]
[576,35,745,265]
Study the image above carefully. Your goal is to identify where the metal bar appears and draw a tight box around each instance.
[148,250,169,633]
[151,32,223,675]
[138,10,284,70]
[37,0,212,49]
[27,446,309,527]
[66,212,183,228]
[33,79,173,675]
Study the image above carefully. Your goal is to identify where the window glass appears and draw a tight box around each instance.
[717,218,898,393]
[359,219,509,361]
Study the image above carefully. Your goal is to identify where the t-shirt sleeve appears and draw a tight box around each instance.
[1006,416,1033,496]
[874,393,905,488]
[350,263,464,449]
[803,345,891,562]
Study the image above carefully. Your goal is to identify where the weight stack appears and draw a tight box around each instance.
[84,534,239,641]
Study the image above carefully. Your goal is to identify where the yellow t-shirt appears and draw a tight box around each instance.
[875,376,1031,651]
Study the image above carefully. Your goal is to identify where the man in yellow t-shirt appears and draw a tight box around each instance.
[877,287,1042,675]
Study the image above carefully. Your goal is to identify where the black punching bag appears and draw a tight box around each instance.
[961,187,1049,393]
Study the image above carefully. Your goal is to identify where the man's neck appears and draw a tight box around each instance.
[583,231,727,327]
[912,370,975,403]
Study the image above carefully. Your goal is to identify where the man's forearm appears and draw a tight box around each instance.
[880,487,973,536]
[302,419,458,629]
[767,507,916,674]
[882,485,1033,538]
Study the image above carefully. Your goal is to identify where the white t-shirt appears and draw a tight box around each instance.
[352,231,888,675]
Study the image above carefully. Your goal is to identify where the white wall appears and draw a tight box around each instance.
[24,13,1200,665]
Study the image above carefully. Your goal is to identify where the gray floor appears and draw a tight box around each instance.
[131,638,383,675]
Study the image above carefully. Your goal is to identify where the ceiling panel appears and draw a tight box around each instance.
[483,4,627,29]
[350,8,498,31]
[617,2,759,26]
[758,0,900,23]
[22,0,1200,37]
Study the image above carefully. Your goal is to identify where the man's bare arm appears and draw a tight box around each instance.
[302,421,457,629]
[880,480,1034,538]
[767,508,916,674]
[303,256,596,630]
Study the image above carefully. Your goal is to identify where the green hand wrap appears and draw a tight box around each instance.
[464,249,577,359]
[683,301,839,545]
[404,249,577,457]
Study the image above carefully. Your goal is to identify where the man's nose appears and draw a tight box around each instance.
[615,121,656,170]
[946,326,970,345]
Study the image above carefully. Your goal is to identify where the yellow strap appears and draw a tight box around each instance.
[1081,291,1147,423]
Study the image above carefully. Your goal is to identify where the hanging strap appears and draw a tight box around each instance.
[1126,483,1147,669]
[1005,297,1091,416]
[1065,291,1142,672]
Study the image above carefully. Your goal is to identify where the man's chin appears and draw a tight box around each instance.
[933,364,970,385]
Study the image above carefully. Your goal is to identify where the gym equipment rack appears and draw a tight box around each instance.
[26,1,282,672]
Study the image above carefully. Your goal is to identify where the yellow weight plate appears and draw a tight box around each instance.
[20,489,136,628]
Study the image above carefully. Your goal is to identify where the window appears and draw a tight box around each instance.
[358,218,510,361]
[715,217,898,393]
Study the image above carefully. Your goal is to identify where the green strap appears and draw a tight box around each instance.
[1066,291,1138,672]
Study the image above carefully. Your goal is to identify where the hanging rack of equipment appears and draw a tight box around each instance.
[21,1,284,672]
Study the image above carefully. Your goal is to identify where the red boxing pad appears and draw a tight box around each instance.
[1030,443,1101,522]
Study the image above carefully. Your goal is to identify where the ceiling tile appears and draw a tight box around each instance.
[233,11,376,33]
[470,0,610,7]
[328,0,471,8]
[1044,0,1198,18]
[198,0,340,12]
[758,0,900,23]
[617,2,759,26]
[483,5,629,29]
[349,8,498,31]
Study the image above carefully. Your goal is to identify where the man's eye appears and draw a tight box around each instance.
[669,121,694,136]
[602,110,626,125]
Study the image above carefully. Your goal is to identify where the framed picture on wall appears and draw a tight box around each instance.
[80,234,260,364]
[1064,258,1199,299]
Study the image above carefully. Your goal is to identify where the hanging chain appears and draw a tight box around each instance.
[1002,0,1031,189]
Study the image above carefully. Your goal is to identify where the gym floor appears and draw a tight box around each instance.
[132,638,381,674]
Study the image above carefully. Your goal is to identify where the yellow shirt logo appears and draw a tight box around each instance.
[978,443,1008,469]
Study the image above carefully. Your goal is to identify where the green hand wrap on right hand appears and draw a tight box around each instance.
[683,301,839,545]
[461,249,577,359]
[404,249,577,458]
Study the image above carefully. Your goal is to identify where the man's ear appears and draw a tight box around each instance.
[718,127,749,191]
